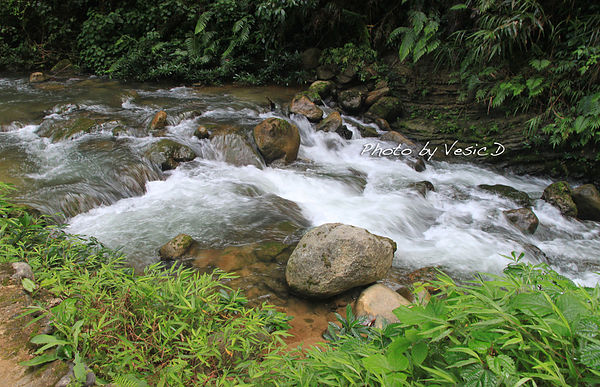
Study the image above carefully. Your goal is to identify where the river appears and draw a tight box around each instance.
[1,75,599,291]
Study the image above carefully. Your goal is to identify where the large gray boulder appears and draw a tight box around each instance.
[285,223,396,298]
[572,184,600,221]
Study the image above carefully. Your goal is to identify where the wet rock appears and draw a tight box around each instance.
[316,111,343,133]
[410,181,435,197]
[29,72,48,83]
[338,88,364,112]
[253,117,301,164]
[290,94,324,122]
[355,284,411,328]
[572,184,600,221]
[365,87,390,106]
[150,111,168,131]
[308,80,334,100]
[380,131,417,149]
[285,223,396,298]
[504,208,539,234]
[542,181,577,217]
[194,125,210,139]
[10,262,34,281]
[366,96,403,123]
[336,125,353,140]
[37,117,99,142]
[301,48,321,69]
[478,184,531,207]
[412,157,426,172]
[356,123,379,138]
[375,118,391,131]
[316,65,336,80]
[210,131,264,168]
[145,139,196,171]
[159,233,196,260]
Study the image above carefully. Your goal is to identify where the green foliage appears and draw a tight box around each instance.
[0,183,291,385]
[320,43,379,81]
[251,253,600,386]
[388,10,440,63]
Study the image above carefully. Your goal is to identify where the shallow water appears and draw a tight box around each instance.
[1,75,599,287]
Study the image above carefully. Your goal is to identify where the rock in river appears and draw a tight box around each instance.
[572,184,600,221]
[479,184,531,207]
[159,233,196,260]
[285,223,396,298]
[542,181,577,217]
[145,139,196,171]
[503,207,539,234]
[253,118,300,164]
[290,94,323,122]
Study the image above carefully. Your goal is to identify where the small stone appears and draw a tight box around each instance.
[10,262,34,281]
[194,126,210,139]
[29,72,47,83]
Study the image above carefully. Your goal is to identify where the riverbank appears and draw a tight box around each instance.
[2,192,600,386]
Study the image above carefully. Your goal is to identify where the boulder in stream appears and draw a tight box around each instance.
[290,94,323,122]
[316,111,343,133]
[355,284,411,328]
[308,80,334,100]
[145,139,196,171]
[572,184,600,221]
[159,233,196,260]
[285,223,396,298]
[542,181,577,217]
[29,72,48,83]
[36,117,100,142]
[338,88,365,112]
[210,130,264,168]
[253,118,300,164]
[478,184,531,207]
[503,207,539,234]
[150,111,168,131]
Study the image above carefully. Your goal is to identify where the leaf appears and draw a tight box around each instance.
[20,352,58,366]
[509,292,553,316]
[362,354,393,375]
[450,4,468,11]
[73,353,87,382]
[411,341,428,365]
[21,278,36,293]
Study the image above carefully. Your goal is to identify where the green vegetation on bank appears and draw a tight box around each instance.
[2,182,600,386]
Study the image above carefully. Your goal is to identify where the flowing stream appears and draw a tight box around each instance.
[1,75,599,288]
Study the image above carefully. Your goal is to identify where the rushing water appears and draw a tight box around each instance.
[1,75,599,287]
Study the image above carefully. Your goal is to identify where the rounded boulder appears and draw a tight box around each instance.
[285,223,396,298]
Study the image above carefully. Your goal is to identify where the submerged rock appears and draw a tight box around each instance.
[478,184,531,207]
[194,125,210,139]
[253,118,300,164]
[145,139,196,171]
[290,94,324,122]
[150,111,168,131]
[355,284,411,328]
[504,207,539,234]
[316,111,343,133]
[410,181,435,197]
[37,117,100,142]
[572,184,600,221]
[285,223,396,298]
[336,125,353,140]
[159,233,196,260]
[210,131,264,168]
[542,181,577,217]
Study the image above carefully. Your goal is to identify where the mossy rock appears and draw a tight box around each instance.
[478,184,532,207]
[145,139,196,171]
[37,117,98,142]
[159,233,196,260]
[253,118,300,164]
[367,96,403,122]
[307,81,334,100]
[254,241,294,263]
[542,181,577,217]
